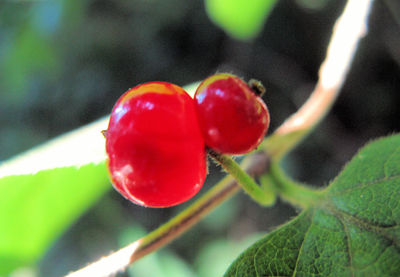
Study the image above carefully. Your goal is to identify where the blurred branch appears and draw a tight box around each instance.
[65,155,264,277]
[66,0,374,276]
[264,0,373,160]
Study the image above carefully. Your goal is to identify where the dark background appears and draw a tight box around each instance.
[1,0,399,276]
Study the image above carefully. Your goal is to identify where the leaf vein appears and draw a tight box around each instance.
[253,241,263,277]
[337,216,354,277]
[292,209,315,277]
[328,207,400,248]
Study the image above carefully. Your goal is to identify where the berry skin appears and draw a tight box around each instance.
[194,73,270,155]
[105,82,207,207]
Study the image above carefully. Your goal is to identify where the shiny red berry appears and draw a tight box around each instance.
[105,82,207,207]
[194,73,270,155]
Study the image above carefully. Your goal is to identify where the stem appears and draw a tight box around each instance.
[263,0,374,160]
[129,174,239,263]
[208,149,272,206]
[66,179,239,277]
[268,163,323,209]
[66,154,266,277]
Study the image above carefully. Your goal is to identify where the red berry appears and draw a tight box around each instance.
[194,73,270,154]
[105,82,207,207]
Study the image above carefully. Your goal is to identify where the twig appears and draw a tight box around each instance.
[66,155,266,277]
[265,0,373,159]
[66,0,374,276]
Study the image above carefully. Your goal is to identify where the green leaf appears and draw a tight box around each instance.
[0,117,110,274]
[225,134,400,276]
[0,164,110,274]
[205,0,277,40]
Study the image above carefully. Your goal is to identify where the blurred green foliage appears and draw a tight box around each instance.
[0,163,109,275]
[205,0,277,40]
[0,0,399,276]
[196,234,264,277]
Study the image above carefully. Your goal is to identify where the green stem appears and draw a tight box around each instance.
[68,171,241,277]
[208,149,272,206]
[130,173,240,263]
[268,163,323,209]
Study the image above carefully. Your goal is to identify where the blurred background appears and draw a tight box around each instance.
[1,0,399,276]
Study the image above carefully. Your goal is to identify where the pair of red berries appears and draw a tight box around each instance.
[105,73,270,207]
